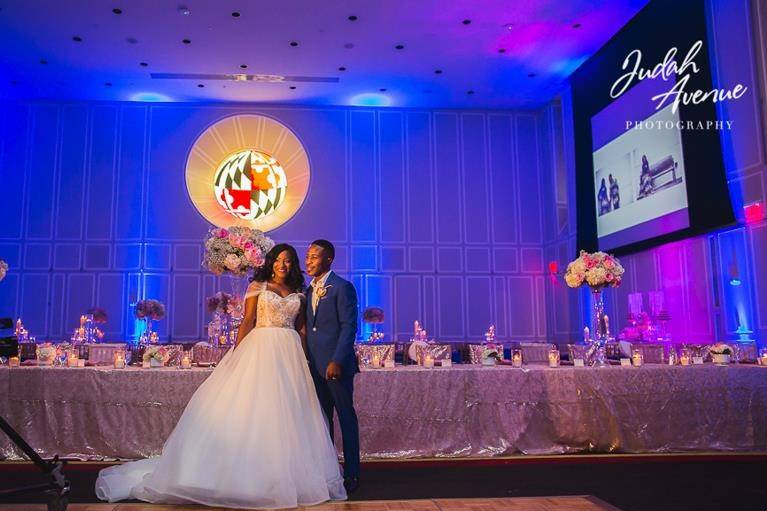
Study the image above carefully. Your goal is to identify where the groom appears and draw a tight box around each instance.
[304,240,361,493]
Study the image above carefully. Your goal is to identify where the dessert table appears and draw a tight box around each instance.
[1,364,766,461]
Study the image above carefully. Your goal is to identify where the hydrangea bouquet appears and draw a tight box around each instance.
[565,250,625,291]
[135,299,166,320]
[203,226,274,276]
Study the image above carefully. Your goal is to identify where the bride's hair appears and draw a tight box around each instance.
[252,243,305,293]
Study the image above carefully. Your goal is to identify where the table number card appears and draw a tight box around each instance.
[383,359,395,369]
[693,356,704,365]
[440,359,452,368]
[574,358,585,367]
[620,358,631,367]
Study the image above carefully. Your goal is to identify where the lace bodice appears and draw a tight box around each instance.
[245,282,303,329]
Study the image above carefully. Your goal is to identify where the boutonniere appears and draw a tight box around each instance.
[316,284,333,298]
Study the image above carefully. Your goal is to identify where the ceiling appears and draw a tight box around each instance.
[0,0,649,109]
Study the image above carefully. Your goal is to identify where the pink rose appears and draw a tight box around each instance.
[604,257,615,269]
[606,273,614,282]
[216,228,229,238]
[243,242,253,249]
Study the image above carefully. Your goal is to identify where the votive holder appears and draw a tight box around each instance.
[512,349,522,368]
[632,348,643,367]
[548,348,560,368]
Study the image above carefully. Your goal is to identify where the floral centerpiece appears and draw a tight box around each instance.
[143,345,169,368]
[135,299,165,345]
[565,250,625,290]
[206,291,244,346]
[709,343,733,364]
[0,260,8,281]
[481,347,501,366]
[565,250,625,366]
[362,307,385,343]
[203,226,274,276]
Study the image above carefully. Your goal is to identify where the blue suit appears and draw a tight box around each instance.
[306,272,360,478]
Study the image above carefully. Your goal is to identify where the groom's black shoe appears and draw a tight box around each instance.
[343,475,360,494]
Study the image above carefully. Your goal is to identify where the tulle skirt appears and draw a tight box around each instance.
[95,327,346,509]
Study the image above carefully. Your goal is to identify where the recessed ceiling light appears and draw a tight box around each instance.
[462,19,471,25]
[572,23,582,29]
[434,69,443,74]
[528,73,537,77]
[112,8,122,15]
[139,62,148,67]
[467,90,475,95]
[289,86,296,90]
[231,11,240,18]
[344,43,354,49]
[39,59,48,64]
[240,64,248,69]
[105,82,113,87]
[379,88,387,92]
[498,48,506,53]
[338,66,347,71]
[423,89,431,93]
[182,38,191,44]
[197,83,204,88]
[348,15,358,21]
[72,36,82,42]
[289,41,299,47]
[395,44,405,50]
[127,37,138,44]
[10,80,18,85]
[179,6,191,15]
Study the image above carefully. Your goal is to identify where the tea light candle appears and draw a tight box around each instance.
[371,354,381,368]
[632,349,643,367]
[181,355,192,369]
[67,352,79,368]
[548,349,560,368]
[8,356,20,367]
[424,354,434,368]
[512,350,522,368]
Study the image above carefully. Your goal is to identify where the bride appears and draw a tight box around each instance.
[95,243,347,509]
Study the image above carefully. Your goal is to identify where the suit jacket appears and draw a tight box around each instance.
[306,272,359,377]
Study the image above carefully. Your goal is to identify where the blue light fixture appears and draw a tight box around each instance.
[350,93,392,107]
[130,91,172,102]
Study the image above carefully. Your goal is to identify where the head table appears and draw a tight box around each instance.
[1,363,766,461]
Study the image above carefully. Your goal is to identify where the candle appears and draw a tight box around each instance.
[680,348,691,366]
[632,349,643,367]
[512,349,522,368]
[113,352,126,369]
[760,349,767,366]
[181,355,192,369]
[8,356,20,367]
[371,354,381,368]
[424,354,434,368]
[67,352,79,368]
[583,326,590,343]
[548,349,560,368]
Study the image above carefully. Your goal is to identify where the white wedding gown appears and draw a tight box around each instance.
[95,282,347,509]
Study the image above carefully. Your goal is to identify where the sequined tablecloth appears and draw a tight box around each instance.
[1,364,766,461]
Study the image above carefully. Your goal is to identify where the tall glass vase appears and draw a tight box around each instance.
[139,318,155,346]
[591,289,608,367]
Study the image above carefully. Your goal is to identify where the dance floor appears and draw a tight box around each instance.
[2,364,767,460]
[0,497,620,511]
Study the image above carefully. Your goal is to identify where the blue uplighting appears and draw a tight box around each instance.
[350,93,392,107]
[130,92,172,102]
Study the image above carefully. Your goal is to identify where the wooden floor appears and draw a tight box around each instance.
[0,497,620,511]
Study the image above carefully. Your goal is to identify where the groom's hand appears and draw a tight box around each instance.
[326,361,342,380]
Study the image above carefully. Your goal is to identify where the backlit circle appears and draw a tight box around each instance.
[185,114,310,231]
